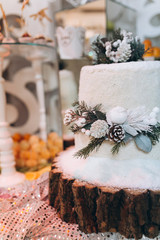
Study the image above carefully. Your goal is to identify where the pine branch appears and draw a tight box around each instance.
[112,28,123,41]
[129,39,145,61]
[145,123,160,145]
[92,36,108,64]
[93,104,102,112]
[72,101,79,107]
[72,101,101,113]
[111,141,125,154]
[95,110,106,120]
[72,101,103,118]
[74,137,105,159]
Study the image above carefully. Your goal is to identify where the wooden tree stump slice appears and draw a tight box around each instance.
[49,159,160,240]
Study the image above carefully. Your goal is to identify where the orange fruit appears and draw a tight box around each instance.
[12,132,22,142]
[153,46,160,58]
[25,171,40,180]
[143,39,154,58]
[23,133,31,141]
[143,39,152,50]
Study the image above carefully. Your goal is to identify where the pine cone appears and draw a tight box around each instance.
[109,125,125,143]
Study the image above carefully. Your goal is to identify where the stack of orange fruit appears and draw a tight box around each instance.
[12,132,63,170]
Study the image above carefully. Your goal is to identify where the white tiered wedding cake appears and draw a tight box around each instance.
[49,30,160,239]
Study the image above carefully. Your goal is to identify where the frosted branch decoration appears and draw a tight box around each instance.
[92,29,145,64]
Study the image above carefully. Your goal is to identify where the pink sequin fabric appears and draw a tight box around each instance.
[0,173,159,240]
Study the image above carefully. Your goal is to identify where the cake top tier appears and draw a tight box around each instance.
[79,61,160,111]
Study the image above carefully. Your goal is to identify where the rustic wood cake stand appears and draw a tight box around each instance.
[49,158,160,240]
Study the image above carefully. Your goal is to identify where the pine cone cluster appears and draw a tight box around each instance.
[109,125,125,143]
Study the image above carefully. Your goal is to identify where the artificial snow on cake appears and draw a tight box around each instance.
[49,30,160,240]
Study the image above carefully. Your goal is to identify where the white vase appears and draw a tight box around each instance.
[56,26,85,59]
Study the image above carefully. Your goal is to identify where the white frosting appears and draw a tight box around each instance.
[57,147,160,190]
[61,61,160,189]
[79,61,160,111]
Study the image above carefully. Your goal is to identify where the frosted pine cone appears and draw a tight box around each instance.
[90,120,108,138]
[109,39,131,63]
[109,125,125,143]
[116,41,131,62]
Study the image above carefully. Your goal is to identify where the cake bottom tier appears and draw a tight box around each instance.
[49,158,160,240]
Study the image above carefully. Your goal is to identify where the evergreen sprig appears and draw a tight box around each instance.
[111,29,123,42]
[111,141,125,154]
[72,101,102,114]
[74,137,105,159]
[145,123,160,145]
[129,39,145,62]
[92,37,108,64]
[72,101,105,121]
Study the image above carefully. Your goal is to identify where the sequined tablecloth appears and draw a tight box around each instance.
[0,173,160,240]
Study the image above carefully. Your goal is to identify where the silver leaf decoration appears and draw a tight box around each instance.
[134,135,152,153]
[123,133,133,143]
[123,124,138,136]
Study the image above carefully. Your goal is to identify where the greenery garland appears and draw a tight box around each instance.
[64,101,160,159]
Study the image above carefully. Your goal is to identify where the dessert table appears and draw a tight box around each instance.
[0,171,159,240]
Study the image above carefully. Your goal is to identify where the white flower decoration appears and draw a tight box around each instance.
[107,107,128,125]
[76,117,86,127]
[90,120,108,138]
[126,106,159,132]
